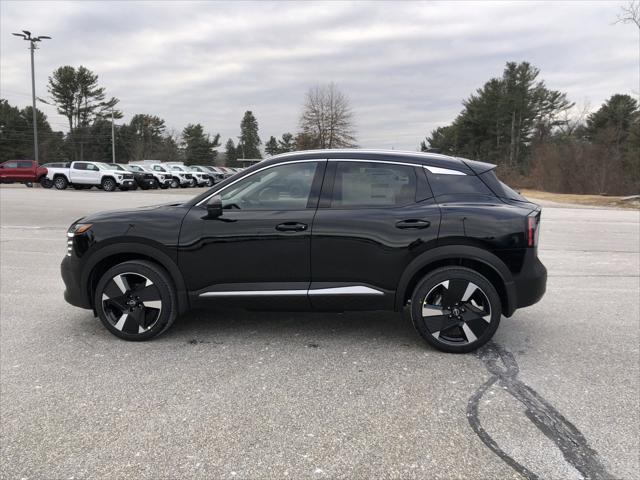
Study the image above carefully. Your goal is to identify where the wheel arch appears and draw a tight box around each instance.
[396,245,517,316]
[83,242,189,315]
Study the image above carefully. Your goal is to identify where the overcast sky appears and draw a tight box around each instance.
[1,1,638,151]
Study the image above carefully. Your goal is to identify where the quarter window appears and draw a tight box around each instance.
[426,171,493,197]
[330,162,417,208]
[221,162,319,211]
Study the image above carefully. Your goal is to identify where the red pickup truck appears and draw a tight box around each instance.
[0,160,48,187]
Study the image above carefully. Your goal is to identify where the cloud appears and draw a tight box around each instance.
[1,0,637,151]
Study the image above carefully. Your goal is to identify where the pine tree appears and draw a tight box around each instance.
[265,136,279,156]
[239,111,262,158]
[225,138,238,167]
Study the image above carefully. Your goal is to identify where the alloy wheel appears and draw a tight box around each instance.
[101,272,163,335]
[421,279,492,346]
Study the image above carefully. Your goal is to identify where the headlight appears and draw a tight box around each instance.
[67,224,92,256]
[68,223,92,235]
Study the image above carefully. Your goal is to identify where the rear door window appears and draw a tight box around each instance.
[17,161,32,168]
[330,162,417,208]
[74,163,87,170]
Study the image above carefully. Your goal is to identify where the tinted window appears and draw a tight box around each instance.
[17,161,32,168]
[479,170,527,202]
[221,161,318,211]
[129,165,142,172]
[3,161,18,168]
[426,171,493,197]
[74,163,87,170]
[331,162,416,208]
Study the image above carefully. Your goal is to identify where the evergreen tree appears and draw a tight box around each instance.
[277,132,295,153]
[239,111,262,158]
[47,65,121,160]
[425,62,572,168]
[265,135,279,156]
[224,138,238,167]
[181,124,220,165]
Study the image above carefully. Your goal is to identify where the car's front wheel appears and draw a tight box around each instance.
[170,178,179,188]
[101,177,116,192]
[94,260,177,340]
[410,267,501,353]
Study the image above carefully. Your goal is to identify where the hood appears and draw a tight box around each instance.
[79,202,184,223]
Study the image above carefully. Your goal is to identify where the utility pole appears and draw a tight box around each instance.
[12,30,51,163]
[111,108,116,163]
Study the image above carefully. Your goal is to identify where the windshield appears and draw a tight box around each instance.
[99,163,125,171]
[170,166,185,172]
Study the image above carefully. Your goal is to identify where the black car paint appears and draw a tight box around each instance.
[61,151,546,319]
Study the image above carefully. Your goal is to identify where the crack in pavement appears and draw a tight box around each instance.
[467,342,616,480]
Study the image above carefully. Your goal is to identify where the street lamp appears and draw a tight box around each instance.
[12,30,51,163]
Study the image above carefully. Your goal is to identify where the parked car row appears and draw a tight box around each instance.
[0,159,245,191]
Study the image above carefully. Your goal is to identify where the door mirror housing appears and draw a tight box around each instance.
[206,195,223,219]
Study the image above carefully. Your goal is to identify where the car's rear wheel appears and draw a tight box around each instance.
[102,177,116,192]
[94,260,177,341]
[206,177,214,187]
[54,176,68,190]
[170,178,179,188]
[410,267,501,353]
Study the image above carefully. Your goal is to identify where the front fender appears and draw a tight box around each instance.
[81,241,189,314]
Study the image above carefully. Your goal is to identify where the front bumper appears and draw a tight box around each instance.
[118,180,135,188]
[61,255,91,309]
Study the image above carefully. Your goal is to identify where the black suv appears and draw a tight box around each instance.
[61,150,546,353]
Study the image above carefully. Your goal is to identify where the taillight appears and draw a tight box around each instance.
[527,212,540,247]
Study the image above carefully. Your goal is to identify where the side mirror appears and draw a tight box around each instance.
[206,195,223,219]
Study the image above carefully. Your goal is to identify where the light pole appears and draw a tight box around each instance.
[111,108,116,163]
[12,30,51,163]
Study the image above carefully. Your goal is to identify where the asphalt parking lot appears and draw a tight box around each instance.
[1,186,638,479]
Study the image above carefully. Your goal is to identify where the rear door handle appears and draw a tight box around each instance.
[395,219,431,229]
[276,222,308,232]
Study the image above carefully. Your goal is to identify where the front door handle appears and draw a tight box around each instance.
[395,219,431,229]
[276,222,308,232]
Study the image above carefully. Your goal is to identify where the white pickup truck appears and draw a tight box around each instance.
[45,161,136,191]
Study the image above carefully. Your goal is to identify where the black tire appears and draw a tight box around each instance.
[120,187,129,191]
[54,176,68,190]
[170,178,179,188]
[25,181,33,188]
[102,177,116,192]
[152,179,159,189]
[206,177,214,187]
[190,178,197,187]
[410,267,501,353]
[94,260,178,341]
[40,177,53,189]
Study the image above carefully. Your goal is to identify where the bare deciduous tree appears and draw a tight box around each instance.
[615,0,640,28]
[299,83,356,149]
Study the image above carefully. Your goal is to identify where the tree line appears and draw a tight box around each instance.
[1,61,637,195]
[422,61,639,195]
[1,66,357,167]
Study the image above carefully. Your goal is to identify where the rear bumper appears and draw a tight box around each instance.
[512,250,547,310]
